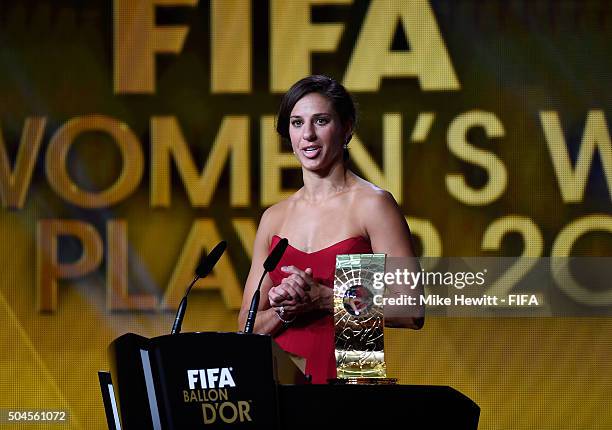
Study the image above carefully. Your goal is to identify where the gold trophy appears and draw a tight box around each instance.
[331,253,397,385]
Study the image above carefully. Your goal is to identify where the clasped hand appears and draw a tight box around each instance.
[268,266,330,317]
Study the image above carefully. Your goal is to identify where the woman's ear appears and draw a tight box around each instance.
[344,121,354,144]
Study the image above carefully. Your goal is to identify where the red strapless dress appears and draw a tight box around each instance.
[268,234,372,384]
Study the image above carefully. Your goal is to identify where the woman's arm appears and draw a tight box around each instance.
[361,190,425,329]
[237,208,285,335]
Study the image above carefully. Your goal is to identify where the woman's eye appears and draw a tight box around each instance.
[315,118,329,125]
[291,120,303,127]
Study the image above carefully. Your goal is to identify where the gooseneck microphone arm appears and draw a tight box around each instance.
[170,274,199,335]
[243,238,289,334]
[243,271,267,334]
[170,241,227,335]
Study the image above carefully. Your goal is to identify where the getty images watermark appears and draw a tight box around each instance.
[371,265,504,308]
[363,257,612,316]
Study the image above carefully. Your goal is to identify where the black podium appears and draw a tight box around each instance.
[106,332,480,429]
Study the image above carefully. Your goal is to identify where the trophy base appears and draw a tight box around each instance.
[328,377,398,385]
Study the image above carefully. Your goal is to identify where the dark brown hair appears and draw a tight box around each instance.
[276,75,357,161]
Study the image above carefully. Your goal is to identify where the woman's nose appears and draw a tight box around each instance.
[302,122,316,141]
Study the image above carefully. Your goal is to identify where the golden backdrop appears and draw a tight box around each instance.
[1,1,611,428]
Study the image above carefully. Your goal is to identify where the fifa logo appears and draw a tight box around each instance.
[185,367,253,424]
[187,367,236,389]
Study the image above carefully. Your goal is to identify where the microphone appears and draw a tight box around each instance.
[197,241,227,278]
[264,238,289,272]
[171,241,227,335]
[243,238,288,334]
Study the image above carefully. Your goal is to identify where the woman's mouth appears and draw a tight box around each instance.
[301,145,322,159]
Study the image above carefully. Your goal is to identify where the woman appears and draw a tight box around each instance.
[238,75,423,384]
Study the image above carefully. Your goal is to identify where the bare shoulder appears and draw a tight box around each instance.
[262,192,301,220]
[259,201,283,233]
[347,175,413,256]
[350,177,399,213]
[258,192,301,239]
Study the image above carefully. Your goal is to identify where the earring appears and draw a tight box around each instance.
[345,135,352,147]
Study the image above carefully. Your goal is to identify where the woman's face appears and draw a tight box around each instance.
[288,92,347,171]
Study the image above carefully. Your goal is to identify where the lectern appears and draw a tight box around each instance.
[108,332,305,429]
[106,332,480,429]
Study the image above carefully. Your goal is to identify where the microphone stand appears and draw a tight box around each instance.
[243,237,288,334]
[170,273,200,335]
[170,240,227,335]
[243,271,267,334]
